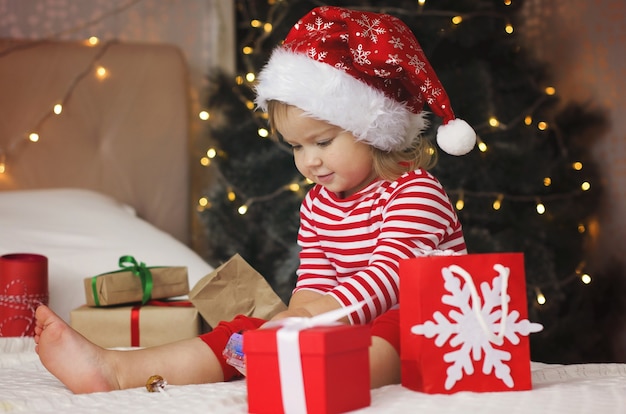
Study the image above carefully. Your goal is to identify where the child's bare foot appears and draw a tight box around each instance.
[34,305,119,393]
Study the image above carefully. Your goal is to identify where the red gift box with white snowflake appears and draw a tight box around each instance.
[399,252,543,394]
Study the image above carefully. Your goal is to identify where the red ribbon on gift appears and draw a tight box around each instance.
[129,300,193,347]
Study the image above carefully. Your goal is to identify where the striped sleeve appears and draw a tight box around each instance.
[295,186,340,290]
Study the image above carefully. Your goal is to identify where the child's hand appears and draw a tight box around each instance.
[263,291,348,327]
[268,307,314,323]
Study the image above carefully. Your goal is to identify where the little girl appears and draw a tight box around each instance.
[34,6,475,393]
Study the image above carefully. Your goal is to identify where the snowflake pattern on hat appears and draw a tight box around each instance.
[255,6,476,155]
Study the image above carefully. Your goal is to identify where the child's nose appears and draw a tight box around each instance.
[303,151,322,167]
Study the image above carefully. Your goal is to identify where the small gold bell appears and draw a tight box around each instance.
[145,374,167,393]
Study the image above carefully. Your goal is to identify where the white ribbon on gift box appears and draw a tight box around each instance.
[443,264,510,345]
[419,248,511,344]
[263,301,367,414]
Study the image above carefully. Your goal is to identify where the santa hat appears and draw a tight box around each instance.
[255,6,476,155]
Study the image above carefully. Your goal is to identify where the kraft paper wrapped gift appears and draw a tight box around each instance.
[70,301,201,348]
[189,254,287,328]
[84,255,189,307]
[399,252,543,394]
[244,324,371,414]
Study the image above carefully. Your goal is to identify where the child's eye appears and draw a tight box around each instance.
[290,144,302,151]
[317,139,333,147]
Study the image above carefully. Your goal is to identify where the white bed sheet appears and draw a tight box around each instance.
[0,189,214,323]
[1,337,625,414]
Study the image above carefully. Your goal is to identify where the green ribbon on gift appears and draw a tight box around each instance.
[91,255,154,307]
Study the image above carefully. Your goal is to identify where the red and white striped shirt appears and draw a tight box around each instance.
[294,169,467,325]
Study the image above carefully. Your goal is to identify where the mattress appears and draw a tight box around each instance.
[1,337,624,414]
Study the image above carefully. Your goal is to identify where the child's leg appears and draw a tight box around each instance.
[369,309,401,388]
[33,305,263,394]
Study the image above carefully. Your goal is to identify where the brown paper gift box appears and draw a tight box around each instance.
[189,254,287,328]
[70,302,201,348]
[84,266,189,307]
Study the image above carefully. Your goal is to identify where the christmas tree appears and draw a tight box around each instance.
[196,0,622,363]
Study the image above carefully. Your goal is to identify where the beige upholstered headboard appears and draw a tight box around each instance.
[0,39,192,244]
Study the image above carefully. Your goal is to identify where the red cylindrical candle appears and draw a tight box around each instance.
[0,253,49,337]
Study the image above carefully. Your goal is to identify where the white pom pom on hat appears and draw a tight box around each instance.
[437,119,477,156]
[255,6,476,156]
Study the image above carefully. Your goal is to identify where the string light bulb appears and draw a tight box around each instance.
[95,66,108,80]
[198,197,209,207]
[455,192,465,211]
[53,104,63,115]
[492,194,503,210]
[238,204,248,215]
[536,200,546,215]
[476,136,488,152]
[29,132,39,142]
[536,290,546,305]
[258,127,269,138]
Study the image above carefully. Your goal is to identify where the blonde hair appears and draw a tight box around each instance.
[266,100,437,181]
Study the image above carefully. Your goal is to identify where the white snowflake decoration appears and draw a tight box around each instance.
[306,16,334,33]
[408,54,426,74]
[411,263,543,390]
[355,14,386,43]
[386,54,402,66]
[351,44,372,65]
[388,36,404,49]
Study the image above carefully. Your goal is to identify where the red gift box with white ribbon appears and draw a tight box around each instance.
[244,306,371,414]
[400,252,543,394]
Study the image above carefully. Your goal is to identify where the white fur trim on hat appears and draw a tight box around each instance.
[255,48,428,152]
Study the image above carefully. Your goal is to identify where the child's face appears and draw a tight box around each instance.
[274,105,377,198]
